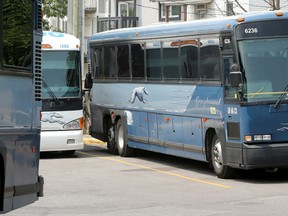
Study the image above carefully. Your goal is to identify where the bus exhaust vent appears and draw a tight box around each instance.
[34,40,42,101]
[227,122,240,140]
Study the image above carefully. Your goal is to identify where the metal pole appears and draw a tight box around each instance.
[81,0,85,80]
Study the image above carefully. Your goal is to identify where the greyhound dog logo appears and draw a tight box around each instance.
[128,87,149,104]
[42,112,65,125]
[277,123,288,132]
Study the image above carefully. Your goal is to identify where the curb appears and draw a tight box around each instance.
[83,135,105,145]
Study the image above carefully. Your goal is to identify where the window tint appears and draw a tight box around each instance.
[131,44,145,79]
[103,46,117,79]
[224,56,237,99]
[200,39,221,80]
[117,45,129,78]
[146,48,161,80]
[91,47,102,78]
[180,44,198,79]
[163,46,179,79]
[2,0,33,70]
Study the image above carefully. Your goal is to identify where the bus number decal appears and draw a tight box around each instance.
[227,107,237,115]
[244,28,258,34]
[60,44,69,48]
[152,41,161,47]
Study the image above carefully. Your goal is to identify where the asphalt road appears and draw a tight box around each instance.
[8,137,288,216]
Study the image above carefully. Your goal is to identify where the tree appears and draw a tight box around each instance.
[43,0,68,31]
[228,0,281,15]
[264,0,280,10]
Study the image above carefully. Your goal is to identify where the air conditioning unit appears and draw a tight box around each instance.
[195,4,206,12]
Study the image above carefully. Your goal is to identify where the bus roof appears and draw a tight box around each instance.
[88,11,288,43]
[42,31,80,50]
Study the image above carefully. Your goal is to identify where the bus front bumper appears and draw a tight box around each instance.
[40,130,84,152]
[227,142,288,169]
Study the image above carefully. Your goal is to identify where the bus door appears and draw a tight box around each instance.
[221,32,243,165]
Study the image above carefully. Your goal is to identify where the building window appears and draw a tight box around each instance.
[117,0,134,17]
[159,4,181,21]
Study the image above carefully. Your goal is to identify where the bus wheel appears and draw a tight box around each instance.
[115,119,134,157]
[106,119,118,155]
[211,135,234,179]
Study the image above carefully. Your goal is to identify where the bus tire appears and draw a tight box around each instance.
[115,119,134,157]
[106,118,118,155]
[211,135,234,179]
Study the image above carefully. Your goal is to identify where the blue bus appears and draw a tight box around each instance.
[0,0,44,212]
[86,11,288,178]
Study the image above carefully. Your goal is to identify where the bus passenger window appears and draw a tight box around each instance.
[146,49,161,80]
[91,48,102,79]
[163,47,179,79]
[180,46,198,79]
[131,44,144,79]
[117,45,129,79]
[103,46,117,79]
[224,57,237,98]
[200,44,221,80]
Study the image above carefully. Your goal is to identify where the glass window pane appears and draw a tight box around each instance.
[131,44,144,79]
[103,46,117,79]
[146,48,161,80]
[3,0,33,70]
[180,40,199,79]
[42,51,81,98]
[91,47,102,78]
[238,38,288,102]
[163,46,179,79]
[117,45,130,78]
[200,38,221,80]
[171,6,180,16]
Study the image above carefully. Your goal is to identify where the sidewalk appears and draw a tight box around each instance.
[83,134,105,145]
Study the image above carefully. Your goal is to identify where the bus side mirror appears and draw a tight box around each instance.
[229,71,243,88]
[84,73,93,90]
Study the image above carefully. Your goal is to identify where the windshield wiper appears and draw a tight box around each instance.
[274,84,288,108]
[42,79,61,105]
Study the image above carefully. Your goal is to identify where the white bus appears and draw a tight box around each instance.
[41,31,84,155]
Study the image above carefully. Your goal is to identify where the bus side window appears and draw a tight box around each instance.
[3,0,33,71]
[146,48,161,80]
[200,44,221,81]
[91,47,102,79]
[117,45,129,79]
[224,57,237,98]
[103,46,117,79]
[180,45,198,79]
[163,46,179,79]
[131,44,145,79]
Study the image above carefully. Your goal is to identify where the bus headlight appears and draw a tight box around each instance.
[63,117,84,130]
[244,134,271,142]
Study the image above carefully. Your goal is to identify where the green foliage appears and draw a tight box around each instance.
[43,0,68,31]
[3,0,32,67]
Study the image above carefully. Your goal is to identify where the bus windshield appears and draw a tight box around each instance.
[42,51,81,98]
[238,37,288,103]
